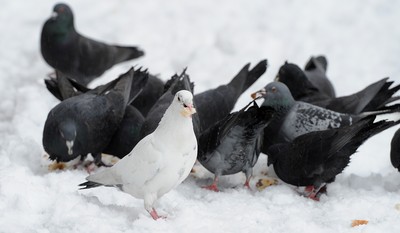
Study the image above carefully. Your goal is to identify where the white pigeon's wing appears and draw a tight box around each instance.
[87,133,164,186]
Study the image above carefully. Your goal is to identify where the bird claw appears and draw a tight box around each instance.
[149,209,166,220]
[202,183,219,192]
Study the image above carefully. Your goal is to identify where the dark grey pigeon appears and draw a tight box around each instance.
[267,116,399,200]
[43,67,147,166]
[139,69,200,138]
[304,55,336,98]
[390,128,400,172]
[130,73,165,117]
[195,59,268,133]
[44,70,146,159]
[41,3,144,86]
[277,62,400,114]
[197,101,275,191]
[251,81,400,152]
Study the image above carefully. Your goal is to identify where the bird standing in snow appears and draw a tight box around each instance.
[267,116,399,200]
[41,3,144,86]
[43,68,147,166]
[79,90,198,220]
[44,70,147,159]
[197,101,275,191]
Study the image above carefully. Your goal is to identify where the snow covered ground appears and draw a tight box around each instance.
[1,0,400,232]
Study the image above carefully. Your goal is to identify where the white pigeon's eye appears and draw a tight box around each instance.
[178,96,181,102]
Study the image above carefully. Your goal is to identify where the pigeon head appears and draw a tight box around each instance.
[275,62,313,99]
[44,3,74,35]
[251,82,295,110]
[275,62,304,83]
[43,117,81,162]
[175,90,196,118]
[58,120,77,156]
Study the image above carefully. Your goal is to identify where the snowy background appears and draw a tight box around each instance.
[1,0,400,232]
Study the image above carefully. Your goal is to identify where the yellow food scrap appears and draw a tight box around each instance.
[351,220,369,227]
[256,178,278,191]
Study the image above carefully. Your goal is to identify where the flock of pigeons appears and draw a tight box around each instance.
[40,3,400,220]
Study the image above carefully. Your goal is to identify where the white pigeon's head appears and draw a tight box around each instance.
[174,90,196,118]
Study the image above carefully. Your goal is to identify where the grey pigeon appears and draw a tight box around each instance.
[251,81,400,152]
[197,101,275,191]
[79,90,197,220]
[41,3,144,86]
[390,128,400,172]
[43,68,147,166]
[267,116,399,200]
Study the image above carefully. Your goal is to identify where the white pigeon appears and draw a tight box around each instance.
[79,90,198,220]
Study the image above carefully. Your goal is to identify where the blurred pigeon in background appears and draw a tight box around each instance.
[43,68,147,166]
[79,90,197,220]
[303,55,335,98]
[197,101,275,191]
[41,3,144,86]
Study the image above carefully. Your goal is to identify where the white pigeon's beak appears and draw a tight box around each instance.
[181,104,196,118]
[51,11,58,19]
[251,88,266,99]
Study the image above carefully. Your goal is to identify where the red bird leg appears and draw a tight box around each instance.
[244,179,251,189]
[148,208,166,220]
[244,169,252,189]
[304,186,319,201]
[203,176,219,192]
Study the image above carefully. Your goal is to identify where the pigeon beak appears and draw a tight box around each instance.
[66,140,74,155]
[51,11,58,19]
[181,104,196,118]
[251,88,266,99]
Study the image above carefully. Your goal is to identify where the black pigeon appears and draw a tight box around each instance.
[197,101,275,191]
[41,3,144,86]
[130,74,165,117]
[390,128,400,172]
[251,81,400,152]
[43,68,147,166]
[276,62,400,114]
[267,116,399,200]
[139,69,200,138]
[195,59,268,132]
[44,70,146,159]
[304,55,336,98]
[276,61,331,103]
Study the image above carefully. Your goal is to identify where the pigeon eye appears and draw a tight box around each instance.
[178,96,181,102]
[271,87,277,93]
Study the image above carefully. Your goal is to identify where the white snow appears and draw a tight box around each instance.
[1,0,400,232]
